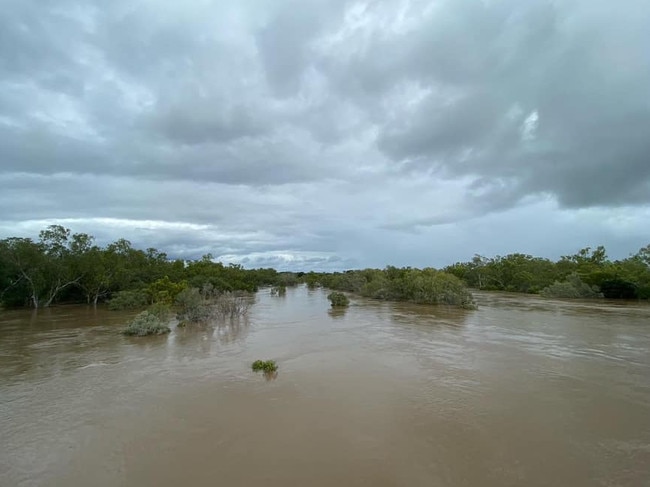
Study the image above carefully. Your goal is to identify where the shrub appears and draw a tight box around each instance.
[327,292,350,307]
[175,287,212,324]
[122,311,171,336]
[406,271,477,309]
[276,273,299,287]
[252,360,278,373]
[541,273,602,299]
[599,279,638,299]
[147,302,171,321]
[146,276,188,305]
[215,292,251,318]
[175,288,251,325]
[323,268,476,309]
[108,289,148,310]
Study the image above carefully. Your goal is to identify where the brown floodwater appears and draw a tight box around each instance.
[1,287,649,486]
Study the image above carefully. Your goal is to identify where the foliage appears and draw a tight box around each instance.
[0,226,279,309]
[175,287,212,324]
[214,292,251,318]
[327,292,350,307]
[147,302,172,322]
[303,271,321,289]
[146,276,187,305]
[108,289,148,310]
[276,273,299,287]
[321,267,476,309]
[122,311,171,336]
[252,360,278,373]
[540,273,602,299]
[2,226,650,308]
[444,245,650,300]
[175,287,251,325]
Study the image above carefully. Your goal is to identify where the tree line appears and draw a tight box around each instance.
[294,245,650,301]
[0,225,281,308]
[441,246,650,299]
[2,225,648,309]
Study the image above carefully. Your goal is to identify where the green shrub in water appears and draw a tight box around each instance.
[147,302,171,321]
[541,273,602,299]
[122,311,171,336]
[327,292,350,307]
[251,360,278,373]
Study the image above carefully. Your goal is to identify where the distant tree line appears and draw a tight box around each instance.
[442,246,650,299]
[2,226,647,309]
[0,225,283,309]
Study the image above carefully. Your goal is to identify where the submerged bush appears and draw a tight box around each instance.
[215,292,251,318]
[147,302,171,321]
[108,289,148,310]
[252,359,278,373]
[322,267,476,309]
[270,285,286,296]
[175,287,212,324]
[327,292,350,307]
[122,311,171,336]
[175,287,251,326]
[541,273,602,299]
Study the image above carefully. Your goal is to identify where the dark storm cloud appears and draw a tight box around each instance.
[359,0,650,208]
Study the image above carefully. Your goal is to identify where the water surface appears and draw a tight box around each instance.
[1,288,649,486]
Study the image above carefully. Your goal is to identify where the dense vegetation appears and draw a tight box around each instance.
[0,225,282,308]
[2,226,648,309]
[319,267,476,309]
[122,310,171,337]
[251,360,278,373]
[442,246,650,299]
[327,292,350,307]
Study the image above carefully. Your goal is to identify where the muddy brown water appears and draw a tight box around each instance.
[1,287,649,486]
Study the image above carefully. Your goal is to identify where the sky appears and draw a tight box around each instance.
[1,0,649,271]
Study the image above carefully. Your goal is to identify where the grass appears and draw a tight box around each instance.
[251,359,278,373]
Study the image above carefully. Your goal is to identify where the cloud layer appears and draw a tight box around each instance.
[1,0,649,269]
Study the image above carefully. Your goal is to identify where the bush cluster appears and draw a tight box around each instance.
[122,310,171,336]
[252,360,278,373]
[321,267,476,309]
[541,273,602,299]
[327,292,350,307]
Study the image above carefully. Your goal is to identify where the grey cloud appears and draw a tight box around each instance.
[1,0,650,269]
[256,0,350,97]
[313,0,650,208]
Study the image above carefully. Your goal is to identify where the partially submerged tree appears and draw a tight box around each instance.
[327,292,350,307]
[541,273,602,299]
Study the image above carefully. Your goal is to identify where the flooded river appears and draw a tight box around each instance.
[1,287,649,486]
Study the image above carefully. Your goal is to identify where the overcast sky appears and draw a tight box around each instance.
[1,0,649,270]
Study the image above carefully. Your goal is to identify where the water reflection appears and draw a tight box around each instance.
[263,370,279,381]
[389,302,472,331]
[327,307,347,319]
[214,317,250,344]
